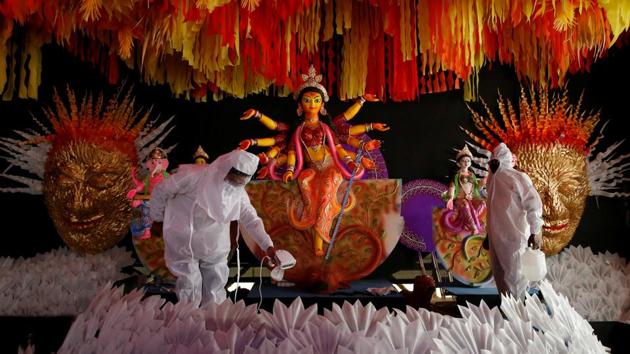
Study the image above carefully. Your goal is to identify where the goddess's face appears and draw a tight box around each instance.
[515,144,590,255]
[458,156,472,170]
[300,92,323,116]
[43,142,133,254]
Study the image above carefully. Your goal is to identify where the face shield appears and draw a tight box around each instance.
[224,167,251,187]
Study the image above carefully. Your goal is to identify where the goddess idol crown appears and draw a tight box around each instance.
[293,65,329,102]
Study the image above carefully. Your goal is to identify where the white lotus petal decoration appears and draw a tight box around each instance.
[244,338,277,354]
[535,281,606,352]
[171,341,227,354]
[202,299,261,331]
[565,245,595,264]
[499,292,530,322]
[495,318,538,351]
[590,261,615,278]
[459,300,505,333]
[261,298,318,340]
[213,324,261,353]
[159,299,206,328]
[283,319,359,354]
[0,247,132,316]
[392,305,451,329]
[545,258,573,285]
[56,271,614,354]
[602,251,627,271]
[434,317,520,353]
[276,340,315,354]
[499,281,604,353]
[337,335,406,354]
[323,300,391,336]
[546,246,630,322]
[573,295,609,321]
[375,315,437,354]
[163,316,209,347]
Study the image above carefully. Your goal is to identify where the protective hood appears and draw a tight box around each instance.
[492,143,514,172]
[200,150,259,223]
[487,143,514,204]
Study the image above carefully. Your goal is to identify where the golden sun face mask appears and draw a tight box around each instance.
[465,87,629,256]
[44,142,133,254]
[0,87,174,254]
[515,144,590,255]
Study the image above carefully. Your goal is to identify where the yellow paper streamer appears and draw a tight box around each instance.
[339,2,370,100]
[0,21,12,98]
[599,0,630,44]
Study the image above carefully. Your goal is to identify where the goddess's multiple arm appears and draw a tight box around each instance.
[332,95,389,171]
[239,95,389,180]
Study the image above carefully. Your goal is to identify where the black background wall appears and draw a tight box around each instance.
[1,44,628,273]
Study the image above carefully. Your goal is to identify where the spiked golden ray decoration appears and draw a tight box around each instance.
[465,87,628,256]
[42,86,150,165]
[464,87,599,154]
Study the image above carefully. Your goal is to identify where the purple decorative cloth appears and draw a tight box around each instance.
[400,179,448,252]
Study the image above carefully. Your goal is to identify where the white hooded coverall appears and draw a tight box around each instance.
[486,143,543,298]
[150,150,273,306]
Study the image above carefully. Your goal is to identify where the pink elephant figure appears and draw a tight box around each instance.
[128,148,170,240]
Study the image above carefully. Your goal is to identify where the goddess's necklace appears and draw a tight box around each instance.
[300,122,327,165]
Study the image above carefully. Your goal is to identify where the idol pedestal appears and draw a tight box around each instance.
[442,284,500,308]
[246,279,406,314]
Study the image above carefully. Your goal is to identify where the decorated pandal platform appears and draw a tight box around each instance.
[242,179,402,293]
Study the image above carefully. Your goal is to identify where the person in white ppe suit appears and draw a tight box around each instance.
[485,143,543,298]
[150,149,276,306]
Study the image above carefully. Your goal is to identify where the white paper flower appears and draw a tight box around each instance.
[0,247,132,316]
[336,335,406,354]
[281,320,358,354]
[260,298,318,340]
[162,316,210,348]
[392,305,451,330]
[546,246,630,322]
[375,315,437,354]
[494,318,539,352]
[58,275,613,353]
[458,300,506,333]
[530,281,606,353]
[434,319,500,353]
[322,300,391,336]
[244,338,277,354]
[213,324,266,353]
[202,299,261,331]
